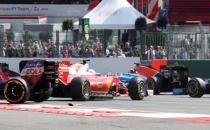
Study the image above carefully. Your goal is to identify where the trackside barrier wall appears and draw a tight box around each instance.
[168,60,210,79]
[0,57,140,74]
[2,58,210,79]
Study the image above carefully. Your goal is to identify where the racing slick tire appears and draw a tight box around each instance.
[127,77,145,100]
[30,83,53,102]
[70,77,91,101]
[146,77,161,95]
[3,78,30,104]
[187,77,206,98]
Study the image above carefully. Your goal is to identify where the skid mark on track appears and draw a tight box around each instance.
[0,101,210,123]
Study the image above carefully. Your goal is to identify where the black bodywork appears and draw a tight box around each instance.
[147,65,188,95]
[3,60,57,103]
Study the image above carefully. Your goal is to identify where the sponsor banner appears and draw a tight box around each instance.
[0,4,88,17]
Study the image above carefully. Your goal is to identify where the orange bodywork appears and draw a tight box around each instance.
[134,59,168,78]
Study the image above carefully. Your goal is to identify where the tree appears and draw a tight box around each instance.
[157,16,168,29]
[135,17,147,31]
[6,29,14,43]
[62,19,74,42]
[39,31,53,42]
[22,31,33,43]
[135,17,147,60]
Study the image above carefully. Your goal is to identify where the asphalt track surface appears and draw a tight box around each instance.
[1,94,210,130]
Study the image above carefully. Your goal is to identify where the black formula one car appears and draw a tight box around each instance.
[187,77,210,98]
[2,59,57,103]
[146,65,189,95]
[0,63,20,97]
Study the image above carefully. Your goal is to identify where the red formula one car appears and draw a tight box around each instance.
[52,60,129,101]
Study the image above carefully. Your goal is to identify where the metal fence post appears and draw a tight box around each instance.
[0,31,3,57]
[199,23,205,59]
[56,30,60,57]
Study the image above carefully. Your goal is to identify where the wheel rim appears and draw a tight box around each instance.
[138,81,145,97]
[138,81,144,92]
[83,81,90,98]
[188,80,199,96]
[4,81,26,102]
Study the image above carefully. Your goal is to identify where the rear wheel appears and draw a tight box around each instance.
[187,78,206,98]
[146,77,161,95]
[70,77,90,101]
[127,77,145,100]
[4,78,30,104]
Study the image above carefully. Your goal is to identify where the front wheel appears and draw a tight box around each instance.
[70,77,90,101]
[187,78,206,98]
[4,78,30,104]
[127,77,145,100]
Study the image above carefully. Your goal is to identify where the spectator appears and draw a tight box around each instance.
[116,48,126,58]
[11,42,18,57]
[60,45,69,58]
[51,44,58,57]
[79,44,86,57]
[132,46,140,57]
[180,48,188,59]
[70,44,79,57]
[145,45,155,60]
[84,45,95,57]
[17,44,24,57]
[94,43,103,57]
[3,43,6,57]
[106,48,117,57]
[44,42,55,58]
[25,46,32,57]
[36,43,45,57]
[155,46,164,59]
[5,44,13,57]
[31,46,37,57]
[123,42,132,57]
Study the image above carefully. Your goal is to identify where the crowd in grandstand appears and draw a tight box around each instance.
[2,40,133,58]
[2,39,169,59]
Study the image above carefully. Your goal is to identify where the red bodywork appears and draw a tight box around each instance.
[57,61,122,94]
[134,59,168,78]
[0,63,20,82]
[19,60,45,88]
[0,71,9,82]
[0,63,20,89]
